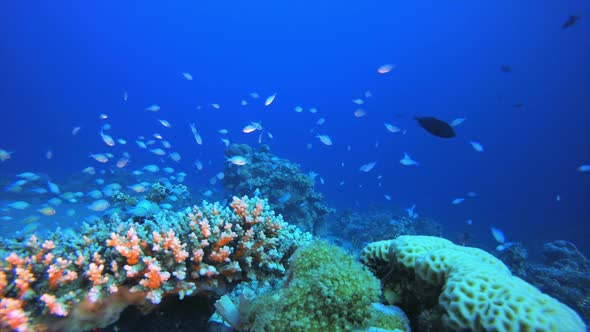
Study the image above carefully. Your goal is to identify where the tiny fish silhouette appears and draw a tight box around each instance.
[500,65,512,73]
[562,15,580,29]
[415,116,456,138]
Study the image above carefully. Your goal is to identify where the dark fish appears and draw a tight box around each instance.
[513,103,526,109]
[415,116,456,138]
[500,65,512,73]
[562,15,580,29]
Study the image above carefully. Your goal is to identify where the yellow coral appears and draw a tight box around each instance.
[241,241,402,332]
[361,235,586,332]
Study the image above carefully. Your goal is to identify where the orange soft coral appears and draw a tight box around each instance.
[199,219,212,238]
[87,263,107,287]
[15,266,35,298]
[0,270,7,297]
[210,246,231,263]
[0,298,30,332]
[41,240,55,250]
[107,228,142,265]
[5,252,25,267]
[230,196,249,219]
[216,231,236,248]
[40,293,68,316]
[161,230,189,263]
[139,259,170,290]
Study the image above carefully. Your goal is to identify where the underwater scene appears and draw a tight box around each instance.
[0,1,589,331]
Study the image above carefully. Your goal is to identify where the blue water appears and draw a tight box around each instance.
[1,1,589,253]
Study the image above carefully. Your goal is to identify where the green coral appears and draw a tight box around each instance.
[240,241,407,332]
[367,303,411,332]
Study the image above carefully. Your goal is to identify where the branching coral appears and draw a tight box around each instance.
[0,196,312,331]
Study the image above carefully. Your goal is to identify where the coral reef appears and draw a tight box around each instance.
[145,182,172,203]
[540,240,589,271]
[518,240,590,325]
[326,208,442,251]
[104,294,214,331]
[222,144,332,232]
[495,242,528,276]
[0,196,312,331]
[216,241,410,332]
[149,182,189,205]
[110,182,191,222]
[361,235,586,332]
[112,191,138,207]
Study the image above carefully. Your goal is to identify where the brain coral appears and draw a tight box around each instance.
[361,235,586,332]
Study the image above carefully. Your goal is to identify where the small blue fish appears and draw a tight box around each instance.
[451,198,465,205]
[131,200,159,217]
[384,122,401,133]
[146,104,160,112]
[390,219,400,225]
[8,201,29,210]
[30,187,48,194]
[316,134,332,146]
[359,161,378,172]
[278,192,292,203]
[469,141,484,152]
[400,152,418,166]
[577,165,590,172]
[450,118,466,127]
[17,172,39,181]
[5,180,27,192]
[47,181,60,195]
[496,242,515,251]
[88,199,110,212]
[490,227,505,244]
[265,93,277,106]
[405,204,418,219]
